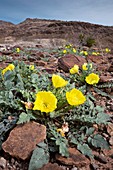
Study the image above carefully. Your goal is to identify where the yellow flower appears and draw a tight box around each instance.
[85,73,100,85]
[80,51,88,56]
[105,48,111,53]
[66,88,86,106]
[16,48,20,53]
[29,65,34,70]
[2,64,15,75]
[96,52,100,55]
[8,64,15,70]
[92,52,97,56]
[70,64,79,74]
[65,44,72,49]
[83,51,88,56]
[2,68,8,75]
[52,74,68,88]
[63,49,67,54]
[57,128,65,137]
[33,91,57,113]
[73,48,76,53]
[82,63,92,71]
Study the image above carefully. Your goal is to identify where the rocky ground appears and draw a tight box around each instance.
[0,18,113,53]
[0,44,113,170]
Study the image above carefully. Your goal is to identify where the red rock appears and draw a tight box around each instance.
[36,44,43,48]
[56,147,90,168]
[39,163,64,170]
[35,60,47,66]
[36,52,45,58]
[100,75,113,83]
[87,55,105,64]
[43,67,57,74]
[2,121,46,160]
[1,50,13,55]
[58,54,86,72]
[108,63,113,72]
[97,64,111,72]
[107,123,113,136]
[109,136,113,145]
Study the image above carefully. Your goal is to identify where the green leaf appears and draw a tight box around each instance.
[89,134,110,149]
[77,143,93,158]
[59,141,69,157]
[70,136,79,145]
[4,70,15,81]
[86,127,95,136]
[28,141,49,170]
[94,87,113,99]
[87,92,96,101]
[96,112,110,124]
[17,112,36,124]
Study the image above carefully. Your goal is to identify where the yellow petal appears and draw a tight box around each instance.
[85,73,100,85]
[66,88,86,106]
[33,91,57,113]
[52,74,68,88]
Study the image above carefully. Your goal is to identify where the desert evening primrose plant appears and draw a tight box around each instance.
[2,64,15,75]
[0,60,111,167]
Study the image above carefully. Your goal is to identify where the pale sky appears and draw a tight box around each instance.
[0,0,113,26]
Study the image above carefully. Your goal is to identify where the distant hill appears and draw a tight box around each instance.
[0,18,113,52]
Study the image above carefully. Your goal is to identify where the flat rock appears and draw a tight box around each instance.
[100,75,113,83]
[87,55,106,64]
[108,63,113,72]
[56,147,90,168]
[109,136,113,145]
[2,121,46,160]
[97,64,111,72]
[1,50,13,55]
[39,163,64,170]
[58,54,86,72]
[107,123,113,136]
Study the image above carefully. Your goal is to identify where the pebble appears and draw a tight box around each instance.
[94,154,107,164]
[90,163,99,170]
[109,136,113,145]
[71,167,78,170]
[0,157,7,169]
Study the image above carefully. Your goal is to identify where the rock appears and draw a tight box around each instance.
[108,63,113,72]
[35,60,47,66]
[97,63,111,72]
[43,67,57,74]
[99,75,113,83]
[1,50,13,55]
[0,157,7,169]
[36,52,45,59]
[107,123,113,136]
[2,121,46,160]
[71,167,78,170]
[36,44,43,48]
[90,163,99,170]
[87,55,106,64]
[109,136,113,145]
[58,54,86,72]
[11,45,23,51]
[39,163,64,170]
[56,147,90,168]
[103,148,113,157]
[94,154,107,164]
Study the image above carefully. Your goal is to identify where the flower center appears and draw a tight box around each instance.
[43,102,48,108]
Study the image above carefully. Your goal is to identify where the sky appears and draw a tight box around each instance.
[0,0,113,26]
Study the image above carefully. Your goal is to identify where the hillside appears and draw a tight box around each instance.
[0,18,113,52]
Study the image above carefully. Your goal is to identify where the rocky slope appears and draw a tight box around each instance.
[0,18,113,52]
